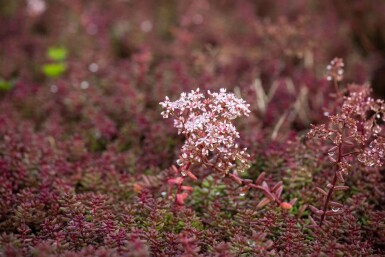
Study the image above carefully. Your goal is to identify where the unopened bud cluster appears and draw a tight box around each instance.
[326,58,344,82]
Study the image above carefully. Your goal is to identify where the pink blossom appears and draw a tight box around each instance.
[160,88,251,174]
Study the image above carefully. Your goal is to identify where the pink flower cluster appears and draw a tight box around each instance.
[160,88,251,174]
[309,84,385,168]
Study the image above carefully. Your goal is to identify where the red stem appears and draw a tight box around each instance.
[202,156,282,206]
[320,141,342,226]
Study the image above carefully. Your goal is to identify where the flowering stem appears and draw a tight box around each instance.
[333,80,339,95]
[320,141,342,227]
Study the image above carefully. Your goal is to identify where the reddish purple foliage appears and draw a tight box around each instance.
[1,1,385,256]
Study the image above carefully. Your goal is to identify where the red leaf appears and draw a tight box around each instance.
[171,165,178,174]
[255,172,266,185]
[315,187,327,196]
[334,186,349,191]
[257,197,271,209]
[261,181,269,190]
[271,181,283,192]
[186,171,197,181]
[254,186,275,201]
[289,198,297,206]
[176,193,188,205]
[168,177,184,185]
[229,173,242,185]
[309,215,318,226]
[329,201,343,208]
[309,205,323,215]
[336,170,345,183]
[325,209,344,216]
[181,186,193,191]
[275,186,283,198]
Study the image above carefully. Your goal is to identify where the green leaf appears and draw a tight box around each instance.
[42,63,67,78]
[191,220,203,230]
[0,79,13,92]
[47,46,68,61]
[202,176,213,188]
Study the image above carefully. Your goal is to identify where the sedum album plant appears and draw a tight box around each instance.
[160,88,292,209]
[160,88,251,175]
[307,58,385,227]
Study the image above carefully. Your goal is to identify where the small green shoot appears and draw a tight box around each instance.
[47,46,68,62]
[0,79,13,92]
[42,63,67,78]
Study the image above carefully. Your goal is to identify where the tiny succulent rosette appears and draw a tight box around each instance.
[160,88,251,174]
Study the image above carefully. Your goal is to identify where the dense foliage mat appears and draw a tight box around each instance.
[1,1,385,256]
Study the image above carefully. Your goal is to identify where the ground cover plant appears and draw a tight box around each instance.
[1,0,385,256]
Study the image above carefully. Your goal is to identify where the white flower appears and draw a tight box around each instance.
[160,88,251,173]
